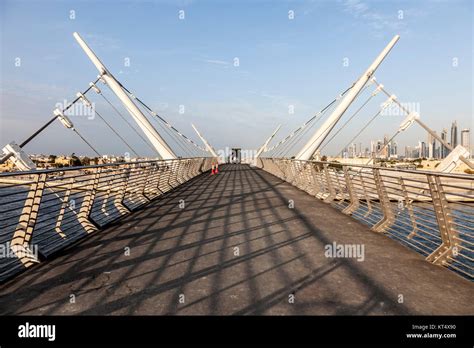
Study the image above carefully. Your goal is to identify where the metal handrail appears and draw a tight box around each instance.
[256,157,474,281]
[0,157,215,282]
[0,157,208,178]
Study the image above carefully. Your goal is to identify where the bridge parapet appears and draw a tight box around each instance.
[0,157,215,282]
[257,158,474,280]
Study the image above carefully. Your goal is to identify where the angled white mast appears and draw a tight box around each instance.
[191,124,218,157]
[73,32,176,160]
[255,124,281,158]
[295,35,400,160]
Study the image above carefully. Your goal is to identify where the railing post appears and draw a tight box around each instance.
[195,158,201,176]
[323,164,336,203]
[306,163,320,196]
[372,169,395,233]
[302,162,316,195]
[182,160,191,181]
[148,163,161,197]
[55,178,74,238]
[275,159,286,179]
[198,158,206,174]
[333,167,346,202]
[398,177,418,239]
[313,164,326,200]
[283,160,292,181]
[136,164,151,201]
[286,160,297,184]
[426,175,459,265]
[11,173,47,266]
[189,159,196,179]
[359,173,373,217]
[294,161,305,190]
[163,162,174,192]
[77,168,100,233]
[118,164,132,211]
[342,166,360,215]
[142,163,158,200]
[101,179,112,216]
[168,161,180,188]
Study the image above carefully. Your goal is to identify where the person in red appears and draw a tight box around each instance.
[210,162,219,175]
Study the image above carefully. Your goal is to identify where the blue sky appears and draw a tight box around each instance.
[0,0,472,157]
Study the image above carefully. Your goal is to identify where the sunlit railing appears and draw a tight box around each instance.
[257,158,474,280]
[0,157,214,282]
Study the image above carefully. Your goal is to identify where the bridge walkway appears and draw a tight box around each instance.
[0,164,472,315]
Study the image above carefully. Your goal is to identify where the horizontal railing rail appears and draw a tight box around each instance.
[0,157,214,282]
[256,158,474,281]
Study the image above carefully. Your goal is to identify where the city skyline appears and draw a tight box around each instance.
[340,119,471,159]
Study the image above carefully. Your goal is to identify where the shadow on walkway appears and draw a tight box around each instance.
[0,164,472,315]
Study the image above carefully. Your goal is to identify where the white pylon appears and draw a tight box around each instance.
[73,32,176,160]
[255,124,281,158]
[191,123,219,158]
[296,35,400,160]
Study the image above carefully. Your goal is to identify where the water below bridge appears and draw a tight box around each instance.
[0,164,472,315]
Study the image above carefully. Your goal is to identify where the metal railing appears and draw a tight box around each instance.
[257,158,474,280]
[0,157,214,282]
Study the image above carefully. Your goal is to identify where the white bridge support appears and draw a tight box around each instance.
[295,35,400,160]
[255,124,281,158]
[191,124,218,158]
[73,32,176,160]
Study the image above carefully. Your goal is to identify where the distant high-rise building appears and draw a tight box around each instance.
[461,128,470,153]
[342,147,348,158]
[381,135,389,158]
[371,140,384,158]
[428,132,436,159]
[389,141,397,157]
[441,128,448,158]
[370,140,377,154]
[349,143,357,158]
[376,140,383,158]
[451,121,458,148]
[418,141,427,158]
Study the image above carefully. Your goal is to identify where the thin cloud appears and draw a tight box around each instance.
[203,59,229,65]
[341,0,417,37]
[83,33,121,50]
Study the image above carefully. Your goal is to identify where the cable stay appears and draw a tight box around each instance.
[291,82,380,161]
[0,78,106,170]
[76,92,140,157]
[278,82,377,158]
[90,82,159,156]
[367,80,473,170]
[136,101,204,158]
[263,83,356,158]
[97,77,178,159]
[336,94,396,157]
[53,102,103,158]
[265,89,346,158]
[117,81,209,156]
[318,80,380,153]
[275,98,339,158]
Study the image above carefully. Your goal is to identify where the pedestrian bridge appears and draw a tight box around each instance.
[0,162,472,315]
[1,28,474,317]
